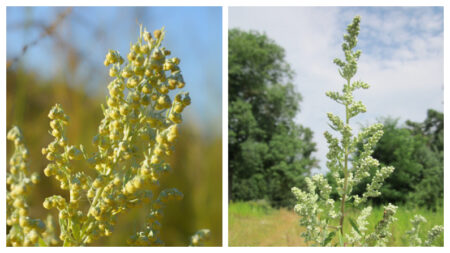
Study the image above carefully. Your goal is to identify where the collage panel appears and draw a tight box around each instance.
[228,6,444,247]
[6,6,222,246]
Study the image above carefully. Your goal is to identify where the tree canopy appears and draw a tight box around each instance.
[229,29,317,207]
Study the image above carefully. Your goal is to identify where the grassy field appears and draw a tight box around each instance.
[229,201,444,246]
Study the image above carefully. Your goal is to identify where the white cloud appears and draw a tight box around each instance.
[229,7,443,173]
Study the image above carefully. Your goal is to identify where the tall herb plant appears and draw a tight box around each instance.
[291,16,443,246]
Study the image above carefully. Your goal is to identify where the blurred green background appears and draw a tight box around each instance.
[6,6,222,246]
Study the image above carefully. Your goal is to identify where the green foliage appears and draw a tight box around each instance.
[406,109,444,209]
[229,29,318,207]
[350,114,443,210]
[228,200,273,218]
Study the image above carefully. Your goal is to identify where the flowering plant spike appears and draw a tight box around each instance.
[291,16,443,246]
[7,25,209,246]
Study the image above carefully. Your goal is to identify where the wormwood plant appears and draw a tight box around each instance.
[7,25,209,246]
[291,16,443,246]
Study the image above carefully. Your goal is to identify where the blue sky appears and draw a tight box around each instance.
[7,7,222,136]
[229,7,443,173]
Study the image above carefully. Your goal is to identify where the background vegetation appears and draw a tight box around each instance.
[229,29,318,208]
[6,7,222,246]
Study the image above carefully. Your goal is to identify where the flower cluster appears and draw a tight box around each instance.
[127,188,183,246]
[365,204,397,246]
[405,214,427,246]
[41,25,192,246]
[6,127,55,246]
[190,229,211,246]
[291,16,443,247]
[7,25,208,247]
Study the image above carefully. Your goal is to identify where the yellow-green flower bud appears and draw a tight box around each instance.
[87,189,95,199]
[51,129,61,138]
[172,57,180,65]
[174,94,183,103]
[13,198,24,208]
[159,85,169,94]
[134,54,145,66]
[177,81,185,89]
[142,83,152,94]
[127,51,137,61]
[122,66,134,78]
[133,177,144,189]
[141,44,150,54]
[169,113,182,124]
[68,146,83,160]
[127,76,140,89]
[43,199,51,209]
[129,92,140,102]
[151,49,163,60]
[167,134,176,143]
[150,155,160,164]
[46,152,56,161]
[93,177,105,188]
[125,182,136,194]
[50,120,59,130]
[141,95,151,106]
[107,97,119,108]
[153,30,162,39]
[134,65,145,76]
[173,104,184,113]
[31,173,39,184]
[59,136,67,147]
[110,109,121,120]
[182,94,191,106]
[168,79,177,89]
[143,31,152,42]
[163,61,174,71]
[109,86,123,98]
[109,65,119,77]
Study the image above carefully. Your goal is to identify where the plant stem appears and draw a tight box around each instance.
[339,80,351,236]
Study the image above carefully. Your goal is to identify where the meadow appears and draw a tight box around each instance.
[229,201,444,246]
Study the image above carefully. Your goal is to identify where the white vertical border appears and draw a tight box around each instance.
[443,2,449,250]
[222,5,229,248]
[1,3,7,251]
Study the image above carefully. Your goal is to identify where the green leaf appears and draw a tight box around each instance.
[72,221,81,242]
[100,103,106,116]
[63,239,71,246]
[79,144,88,159]
[323,231,336,246]
[338,231,345,246]
[38,237,47,247]
[349,217,362,236]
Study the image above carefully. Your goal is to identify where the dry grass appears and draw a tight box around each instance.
[229,202,306,246]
